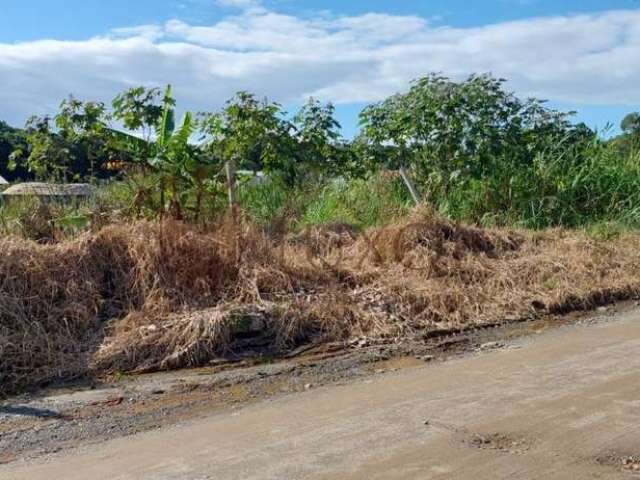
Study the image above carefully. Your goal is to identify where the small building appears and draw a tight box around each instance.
[1,182,96,204]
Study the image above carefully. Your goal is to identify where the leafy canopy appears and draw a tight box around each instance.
[621,112,640,134]
[359,73,584,189]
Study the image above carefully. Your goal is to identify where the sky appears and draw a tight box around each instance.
[1,0,639,137]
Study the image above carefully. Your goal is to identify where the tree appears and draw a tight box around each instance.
[621,112,640,134]
[200,92,291,173]
[8,97,128,182]
[0,121,28,181]
[612,112,640,156]
[13,115,76,182]
[112,87,167,142]
[291,98,350,179]
[111,86,174,169]
[55,96,112,178]
[359,73,580,199]
[200,93,355,186]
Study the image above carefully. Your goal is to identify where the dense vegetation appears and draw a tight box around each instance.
[3,74,640,394]
[1,73,639,236]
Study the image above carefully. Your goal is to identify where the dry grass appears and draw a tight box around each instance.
[2,208,640,395]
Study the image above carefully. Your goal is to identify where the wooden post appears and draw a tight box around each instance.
[398,165,422,205]
[225,158,237,210]
[159,175,166,218]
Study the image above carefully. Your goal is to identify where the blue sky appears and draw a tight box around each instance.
[1,0,639,136]
[2,1,637,40]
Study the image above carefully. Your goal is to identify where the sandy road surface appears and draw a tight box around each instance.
[2,310,640,479]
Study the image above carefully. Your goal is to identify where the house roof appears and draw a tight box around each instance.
[1,182,95,197]
[0,175,8,185]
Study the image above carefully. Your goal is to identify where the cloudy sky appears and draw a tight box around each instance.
[1,0,639,136]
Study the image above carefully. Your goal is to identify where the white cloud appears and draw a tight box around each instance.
[0,6,639,126]
[108,25,165,41]
[216,0,261,8]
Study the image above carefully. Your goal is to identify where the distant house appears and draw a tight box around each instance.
[1,182,95,204]
[0,175,8,185]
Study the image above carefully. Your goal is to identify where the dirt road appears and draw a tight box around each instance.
[2,310,640,479]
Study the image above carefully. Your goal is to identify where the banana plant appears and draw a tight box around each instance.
[108,85,219,219]
[149,86,218,219]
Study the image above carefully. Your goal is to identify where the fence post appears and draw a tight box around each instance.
[398,165,422,205]
[225,158,237,210]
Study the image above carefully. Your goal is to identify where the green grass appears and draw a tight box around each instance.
[439,142,640,229]
[297,175,411,230]
[237,173,412,232]
[0,196,94,240]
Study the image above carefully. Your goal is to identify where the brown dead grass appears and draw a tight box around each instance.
[2,208,640,395]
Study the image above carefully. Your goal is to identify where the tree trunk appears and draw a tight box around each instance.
[170,178,182,220]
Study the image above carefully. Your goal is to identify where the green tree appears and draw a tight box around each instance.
[111,86,174,168]
[112,86,167,142]
[200,92,291,174]
[621,112,640,134]
[13,116,76,182]
[292,98,350,179]
[9,97,126,182]
[55,96,112,178]
[0,121,28,181]
[359,73,578,198]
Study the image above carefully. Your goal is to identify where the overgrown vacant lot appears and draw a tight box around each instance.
[2,208,640,396]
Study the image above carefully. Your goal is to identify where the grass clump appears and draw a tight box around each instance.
[298,174,411,230]
[435,140,640,229]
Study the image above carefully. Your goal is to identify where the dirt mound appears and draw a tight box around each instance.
[3,212,640,395]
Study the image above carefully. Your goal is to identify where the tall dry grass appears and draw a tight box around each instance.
[2,208,640,395]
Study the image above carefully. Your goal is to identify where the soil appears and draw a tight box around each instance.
[0,302,634,470]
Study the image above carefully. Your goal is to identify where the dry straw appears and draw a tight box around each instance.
[2,208,640,395]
